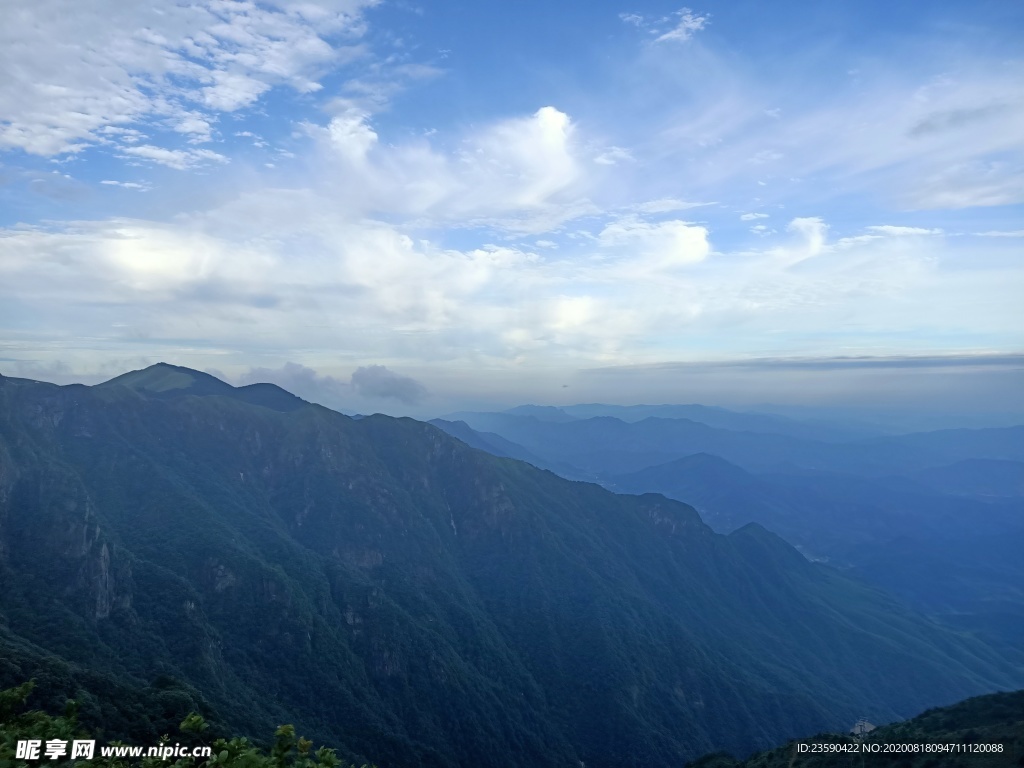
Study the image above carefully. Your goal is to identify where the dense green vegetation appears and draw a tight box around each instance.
[687,689,1024,767]
[0,681,373,768]
[2,364,1023,767]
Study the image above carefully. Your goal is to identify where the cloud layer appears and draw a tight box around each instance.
[1,1,1021,414]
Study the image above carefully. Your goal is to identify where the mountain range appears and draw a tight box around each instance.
[431,406,1024,651]
[1,365,1022,768]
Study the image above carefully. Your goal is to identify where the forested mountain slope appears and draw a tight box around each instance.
[1,365,1022,768]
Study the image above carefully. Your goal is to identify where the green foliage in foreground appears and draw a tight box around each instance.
[0,682,374,768]
[687,689,1024,768]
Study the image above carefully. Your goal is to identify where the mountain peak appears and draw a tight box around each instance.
[98,363,308,413]
[99,363,229,394]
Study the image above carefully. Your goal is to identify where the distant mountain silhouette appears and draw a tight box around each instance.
[435,410,1020,476]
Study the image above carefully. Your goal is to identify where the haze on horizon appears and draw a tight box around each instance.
[1,0,1022,422]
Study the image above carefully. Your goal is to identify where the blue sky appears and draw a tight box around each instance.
[0,0,1022,416]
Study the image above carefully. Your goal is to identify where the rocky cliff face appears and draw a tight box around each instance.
[0,388,130,622]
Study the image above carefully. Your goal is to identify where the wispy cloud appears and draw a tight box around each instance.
[628,199,715,214]
[0,0,378,158]
[626,45,1024,211]
[594,146,633,165]
[866,226,942,236]
[119,145,228,170]
[100,180,152,191]
[974,230,1024,238]
[620,7,710,44]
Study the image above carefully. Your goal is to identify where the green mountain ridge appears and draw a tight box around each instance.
[1,365,1022,767]
[98,362,308,412]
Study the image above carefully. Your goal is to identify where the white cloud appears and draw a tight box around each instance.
[0,0,377,158]
[629,199,715,214]
[462,106,580,209]
[598,215,710,270]
[119,145,228,170]
[300,104,589,232]
[100,180,151,191]
[594,146,633,165]
[620,7,710,44]
[867,226,943,236]
[975,229,1024,238]
[770,217,828,265]
[912,160,1024,209]
[2,205,1020,379]
[323,107,379,162]
[200,70,273,112]
[642,52,1024,210]
[172,112,216,143]
[2,6,1020,386]
[653,8,710,43]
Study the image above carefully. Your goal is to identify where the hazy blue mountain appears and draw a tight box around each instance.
[501,405,580,423]
[554,404,875,442]
[452,403,875,443]
[3,365,1023,768]
[428,418,591,480]
[867,427,1024,464]
[436,413,939,477]
[610,455,1024,649]
[441,409,1024,480]
[427,419,549,465]
[903,459,1024,498]
[746,403,1024,434]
